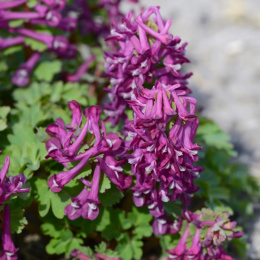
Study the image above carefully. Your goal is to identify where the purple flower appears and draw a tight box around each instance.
[16,28,76,58]
[47,153,92,192]
[186,228,203,259]
[0,155,10,186]
[58,11,78,32]
[166,223,190,259]
[95,253,121,260]
[12,52,41,87]
[70,249,92,260]
[0,205,19,260]
[83,105,102,143]
[0,10,41,21]
[81,164,101,220]
[0,36,24,50]
[66,54,95,82]
[39,0,66,10]
[0,0,27,10]
[64,187,88,220]
[32,4,62,27]
[97,155,132,191]
[0,155,30,204]
[46,101,130,194]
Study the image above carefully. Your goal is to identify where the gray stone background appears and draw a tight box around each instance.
[122,0,260,258]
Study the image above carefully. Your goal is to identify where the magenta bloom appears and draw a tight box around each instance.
[166,223,190,259]
[81,164,101,220]
[66,54,95,82]
[0,36,24,50]
[39,0,66,10]
[0,0,27,10]
[0,205,19,260]
[64,187,89,220]
[70,249,92,260]
[0,155,30,204]
[0,10,41,21]
[16,28,76,58]
[32,4,62,27]
[12,52,41,87]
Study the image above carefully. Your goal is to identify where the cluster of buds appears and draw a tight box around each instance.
[46,100,132,220]
[0,154,30,259]
[70,249,121,260]
[166,209,243,260]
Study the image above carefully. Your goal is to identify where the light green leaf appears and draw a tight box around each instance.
[50,189,71,219]
[24,37,47,52]
[9,20,24,28]
[0,106,10,118]
[9,205,28,234]
[99,173,111,193]
[34,60,62,82]
[99,184,123,207]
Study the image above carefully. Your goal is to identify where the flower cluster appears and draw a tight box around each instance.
[46,100,132,220]
[166,209,244,260]
[43,6,245,259]
[104,6,192,126]
[0,154,30,260]
[103,6,203,231]
[125,81,203,220]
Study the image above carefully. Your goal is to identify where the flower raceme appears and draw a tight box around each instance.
[0,154,30,260]
[166,209,244,260]
[45,101,132,220]
[104,6,192,126]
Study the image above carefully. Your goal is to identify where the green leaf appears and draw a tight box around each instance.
[74,163,92,180]
[2,45,23,55]
[0,119,8,131]
[24,37,47,52]
[163,201,182,218]
[15,102,47,127]
[41,222,63,238]
[34,60,62,82]
[9,204,28,234]
[9,20,24,28]
[0,106,10,118]
[0,106,10,131]
[99,184,123,207]
[0,61,8,72]
[46,238,70,255]
[128,207,153,239]
[95,242,120,258]
[158,233,179,256]
[50,189,71,219]
[116,235,143,260]
[33,178,51,217]
[26,0,37,8]
[66,237,84,257]
[99,173,111,193]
